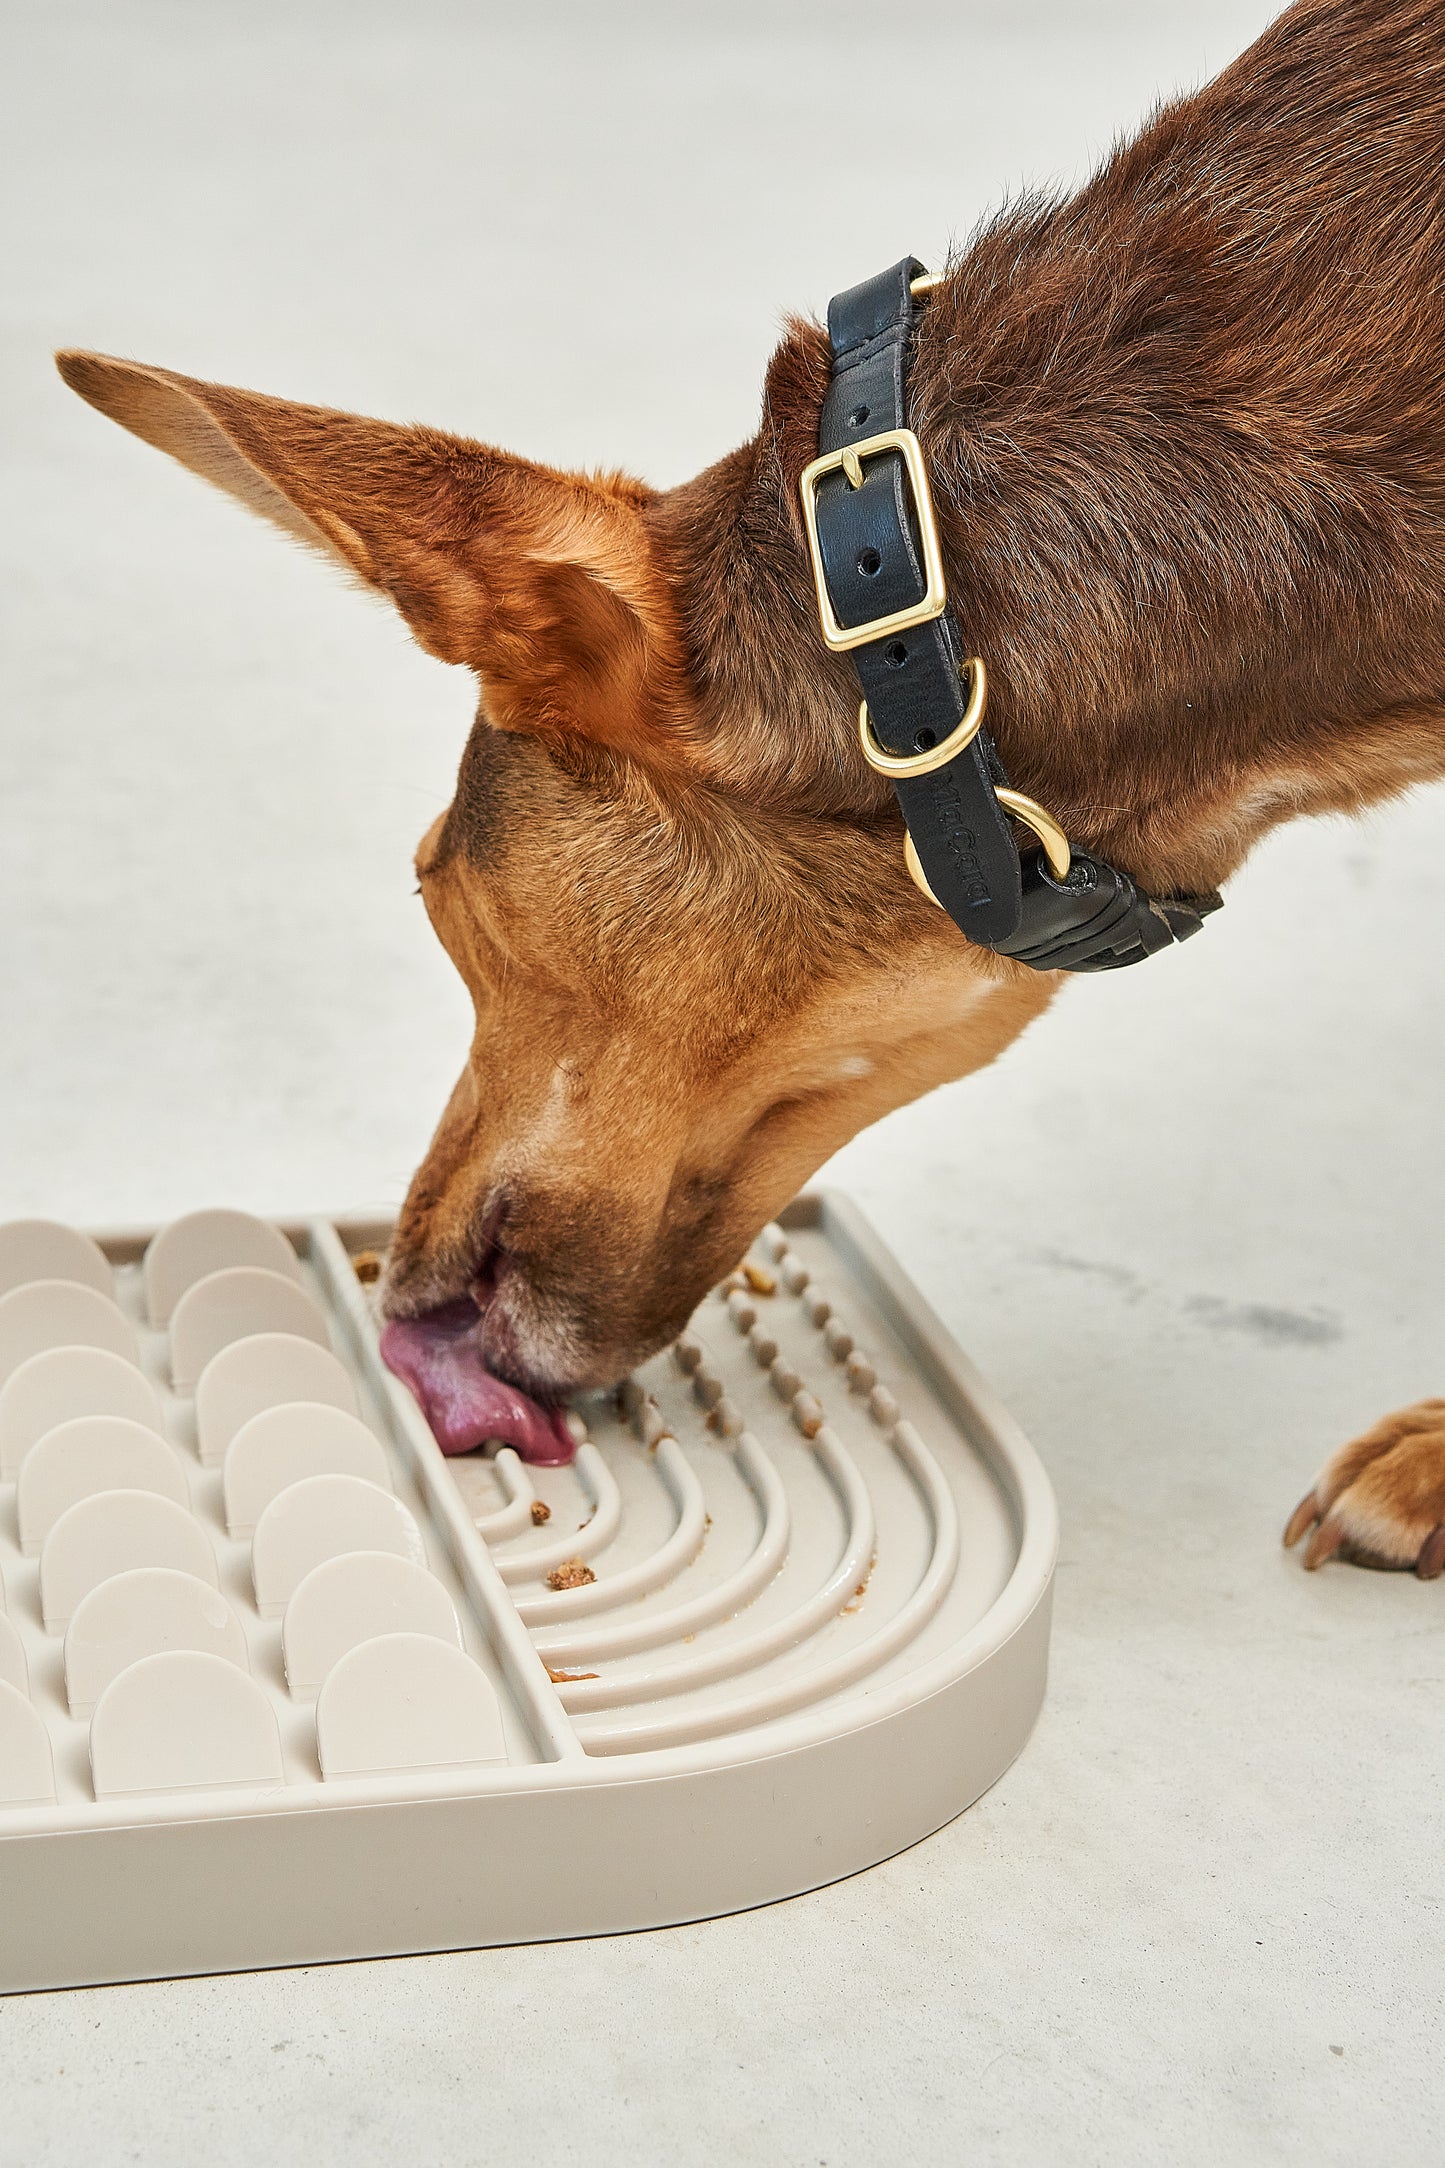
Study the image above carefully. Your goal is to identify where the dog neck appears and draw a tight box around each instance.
[657,20,1445,905]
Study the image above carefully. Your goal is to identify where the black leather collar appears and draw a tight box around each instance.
[800,257,1220,972]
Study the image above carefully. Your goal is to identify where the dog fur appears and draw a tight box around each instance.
[56,0,1445,1573]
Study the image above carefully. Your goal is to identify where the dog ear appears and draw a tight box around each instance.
[55,350,685,759]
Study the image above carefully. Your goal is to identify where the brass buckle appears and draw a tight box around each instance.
[798,426,948,653]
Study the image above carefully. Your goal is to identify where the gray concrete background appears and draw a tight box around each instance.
[2,3,1441,2162]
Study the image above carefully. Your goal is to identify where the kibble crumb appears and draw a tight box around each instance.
[530,1499,552,1526]
[742,1262,777,1296]
[544,1664,598,1683]
[844,1559,876,1612]
[546,1558,596,1592]
[351,1250,383,1285]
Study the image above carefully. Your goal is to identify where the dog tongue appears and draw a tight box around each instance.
[379,1299,575,1465]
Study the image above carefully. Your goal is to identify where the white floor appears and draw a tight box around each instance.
[3,2,1442,2161]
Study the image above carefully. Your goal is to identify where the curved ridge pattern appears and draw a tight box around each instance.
[554,1423,875,1713]
[572,1417,960,1753]
[513,1438,707,1625]
[533,1432,790,1666]
[471,1447,536,1543]
[495,1443,621,1586]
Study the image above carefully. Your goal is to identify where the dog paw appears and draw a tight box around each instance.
[1284,1400,1445,1576]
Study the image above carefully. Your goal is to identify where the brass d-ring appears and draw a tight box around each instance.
[996,788,1072,879]
[858,656,988,780]
[903,787,1073,910]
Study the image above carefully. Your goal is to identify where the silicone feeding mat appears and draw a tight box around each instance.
[0,1192,1055,1991]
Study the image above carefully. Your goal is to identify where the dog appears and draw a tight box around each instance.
[57,0,1445,1575]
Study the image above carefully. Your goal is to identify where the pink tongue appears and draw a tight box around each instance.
[380,1299,575,1465]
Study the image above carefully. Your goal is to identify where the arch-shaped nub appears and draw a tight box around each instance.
[0,1281,137,1394]
[316,1633,506,1778]
[222,1402,389,1537]
[17,1415,187,1555]
[0,1218,112,1301]
[90,1650,282,1797]
[40,1488,217,1634]
[143,1208,302,1327]
[65,1566,248,1718]
[0,1345,161,1481]
[282,1551,461,1701]
[194,1331,358,1468]
[169,1267,328,1394]
[250,1472,425,1618]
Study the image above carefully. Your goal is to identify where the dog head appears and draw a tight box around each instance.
[57,8,1445,1397]
[57,349,1050,1393]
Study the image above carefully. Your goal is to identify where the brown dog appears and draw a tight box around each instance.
[57,0,1445,1574]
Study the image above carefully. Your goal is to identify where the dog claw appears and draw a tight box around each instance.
[1283,1492,1320,1548]
[1303,1515,1347,1571]
[1416,1524,1445,1581]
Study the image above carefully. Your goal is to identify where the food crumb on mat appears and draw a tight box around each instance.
[530,1499,551,1525]
[544,1664,599,1683]
[843,1565,875,1615]
[546,1557,596,1591]
[742,1262,777,1296]
[351,1249,383,1285]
